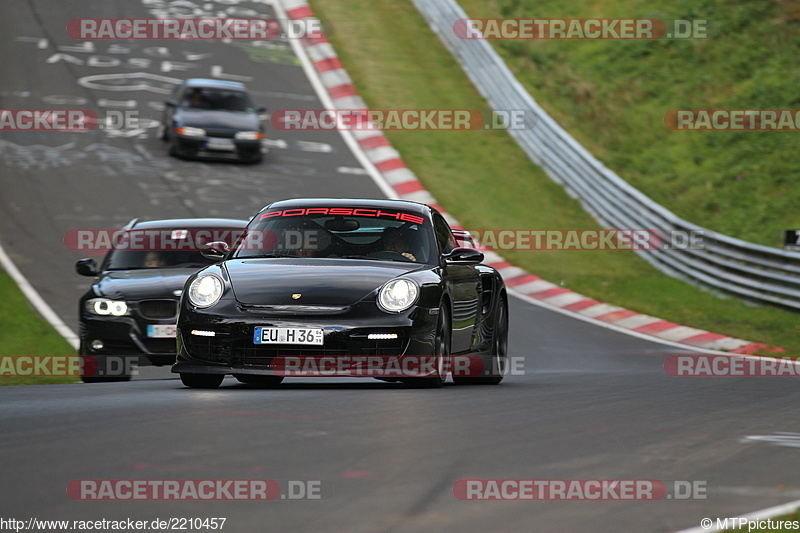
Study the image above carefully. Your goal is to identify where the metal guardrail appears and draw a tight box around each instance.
[411,0,800,311]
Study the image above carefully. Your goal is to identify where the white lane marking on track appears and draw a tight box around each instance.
[0,243,78,349]
[337,167,368,175]
[740,432,800,449]
[15,36,49,48]
[78,72,182,93]
[263,139,289,149]
[262,139,334,153]
[210,65,252,82]
[295,140,332,152]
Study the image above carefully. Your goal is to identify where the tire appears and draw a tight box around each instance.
[453,296,508,385]
[403,303,450,389]
[180,373,224,389]
[234,374,283,387]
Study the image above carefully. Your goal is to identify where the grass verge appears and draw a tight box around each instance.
[458,0,800,248]
[310,0,799,354]
[0,267,78,385]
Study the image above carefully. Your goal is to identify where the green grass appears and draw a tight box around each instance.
[310,0,800,354]
[0,268,78,385]
[457,0,800,248]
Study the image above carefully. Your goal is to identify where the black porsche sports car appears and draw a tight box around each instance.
[75,217,247,382]
[161,79,266,163]
[172,198,509,389]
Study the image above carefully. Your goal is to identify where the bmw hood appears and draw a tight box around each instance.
[224,259,420,306]
[95,269,197,300]
[179,110,259,132]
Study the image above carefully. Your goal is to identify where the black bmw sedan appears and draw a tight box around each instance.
[161,79,266,163]
[172,198,509,389]
[75,218,247,382]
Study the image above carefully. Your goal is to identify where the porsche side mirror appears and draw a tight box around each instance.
[444,247,484,265]
[75,258,98,276]
[200,241,230,261]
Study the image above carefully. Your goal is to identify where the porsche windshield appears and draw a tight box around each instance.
[234,210,434,263]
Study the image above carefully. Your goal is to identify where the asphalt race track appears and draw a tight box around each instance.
[2,1,800,532]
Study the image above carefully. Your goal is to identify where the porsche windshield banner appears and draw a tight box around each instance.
[258,208,425,225]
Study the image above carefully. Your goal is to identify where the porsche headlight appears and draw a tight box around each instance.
[234,131,264,140]
[86,298,129,316]
[377,279,418,313]
[188,275,223,308]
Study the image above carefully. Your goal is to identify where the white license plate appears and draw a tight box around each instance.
[206,138,236,151]
[254,327,323,345]
[147,324,177,338]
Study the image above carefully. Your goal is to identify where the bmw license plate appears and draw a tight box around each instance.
[206,137,236,151]
[147,324,177,338]
[254,327,323,345]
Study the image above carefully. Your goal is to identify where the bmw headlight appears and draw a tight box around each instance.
[234,131,264,140]
[176,126,206,137]
[187,275,223,308]
[377,279,419,313]
[86,298,129,316]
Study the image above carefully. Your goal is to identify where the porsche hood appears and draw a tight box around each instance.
[224,259,420,306]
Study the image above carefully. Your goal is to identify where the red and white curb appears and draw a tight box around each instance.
[281,0,781,355]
